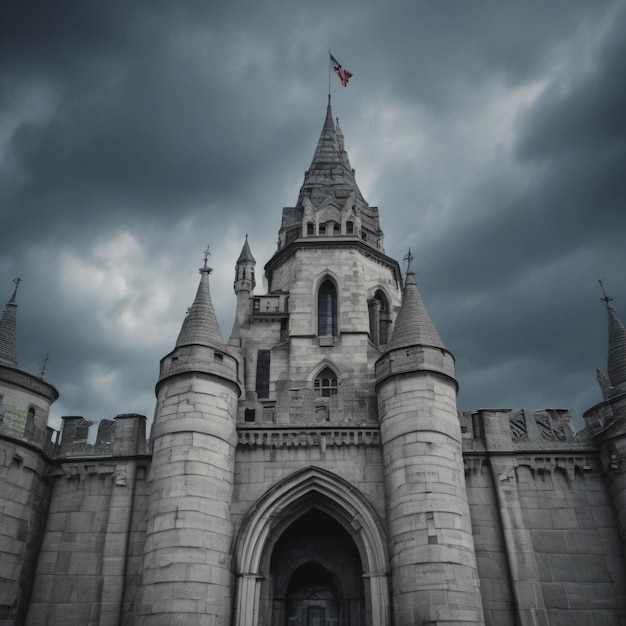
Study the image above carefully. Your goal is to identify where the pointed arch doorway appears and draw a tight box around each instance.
[271,509,364,625]
[233,467,391,626]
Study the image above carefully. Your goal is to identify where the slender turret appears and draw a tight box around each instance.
[376,255,484,625]
[0,280,58,623]
[137,248,240,626]
[231,235,256,341]
[584,285,626,551]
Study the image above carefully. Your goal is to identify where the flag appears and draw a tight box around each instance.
[330,52,352,87]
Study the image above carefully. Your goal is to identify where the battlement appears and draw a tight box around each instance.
[460,408,595,452]
[49,413,149,458]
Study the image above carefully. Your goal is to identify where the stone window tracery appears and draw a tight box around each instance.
[314,367,338,397]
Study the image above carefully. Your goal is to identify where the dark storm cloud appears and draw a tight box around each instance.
[1,0,624,431]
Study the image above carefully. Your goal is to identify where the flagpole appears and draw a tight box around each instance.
[328,50,332,102]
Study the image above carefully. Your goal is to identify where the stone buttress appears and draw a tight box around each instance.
[135,256,240,626]
[375,265,484,625]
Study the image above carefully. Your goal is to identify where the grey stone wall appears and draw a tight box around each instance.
[463,408,626,625]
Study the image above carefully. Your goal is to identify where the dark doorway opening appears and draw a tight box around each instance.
[269,509,365,625]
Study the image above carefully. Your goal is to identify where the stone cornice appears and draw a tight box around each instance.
[264,238,402,286]
[0,364,59,402]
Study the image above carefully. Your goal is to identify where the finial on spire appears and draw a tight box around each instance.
[599,279,613,305]
[403,249,414,275]
[11,277,22,300]
[201,245,213,274]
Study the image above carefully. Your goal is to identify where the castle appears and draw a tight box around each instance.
[1,101,625,626]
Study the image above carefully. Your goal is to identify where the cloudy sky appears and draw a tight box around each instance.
[1,0,625,434]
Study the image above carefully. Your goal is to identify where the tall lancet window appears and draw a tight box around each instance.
[318,280,338,336]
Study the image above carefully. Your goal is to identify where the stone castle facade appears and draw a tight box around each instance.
[1,102,626,625]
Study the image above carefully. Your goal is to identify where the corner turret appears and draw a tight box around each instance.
[0,279,59,622]
[137,248,240,625]
[375,253,483,624]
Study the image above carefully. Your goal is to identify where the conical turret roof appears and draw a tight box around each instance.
[175,261,226,352]
[236,235,256,264]
[0,281,19,367]
[605,301,626,389]
[388,268,445,351]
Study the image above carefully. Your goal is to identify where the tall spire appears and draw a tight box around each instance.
[274,101,384,252]
[296,101,368,215]
[0,278,20,367]
[600,281,626,389]
[388,252,445,351]
[175,247,226,351]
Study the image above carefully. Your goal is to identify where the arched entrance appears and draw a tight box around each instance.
[233,467,390,626]
[271,510,364,625]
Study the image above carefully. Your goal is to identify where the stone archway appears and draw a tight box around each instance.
[233,467,390,626]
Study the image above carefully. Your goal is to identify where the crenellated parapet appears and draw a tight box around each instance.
[51,413,149,459]
[461,408,592,453]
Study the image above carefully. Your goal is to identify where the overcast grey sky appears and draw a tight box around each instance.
[1,0,625,433]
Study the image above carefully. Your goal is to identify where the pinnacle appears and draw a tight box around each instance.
[605,301,626,389]
[0,281,19,367]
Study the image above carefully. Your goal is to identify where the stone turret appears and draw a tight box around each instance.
[0,279,58,448]
[136,250,240,626]
[0,280,59,623]
[375,259,484,625]
[584,288,626,549]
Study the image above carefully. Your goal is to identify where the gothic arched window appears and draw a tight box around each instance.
[346,220,354,235]
[307,222,314,236]
[318,280,338,336]
[314,367,338,397]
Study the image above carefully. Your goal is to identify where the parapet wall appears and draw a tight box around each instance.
[50,413,149,459]
[460,408,626,625]
[460,407,593,452]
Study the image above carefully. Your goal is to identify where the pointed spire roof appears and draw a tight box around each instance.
[388,255,445,351]
[236,234,256,264]
[175,250,226,351]
[0,279,20,367]
[604,300,626,389]
[295,98,369,216]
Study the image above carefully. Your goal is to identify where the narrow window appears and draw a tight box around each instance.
[376,290,390,345]
[319,224,326,235]
[346,221,354,235]
[307,222,314,235]
[314,367,338,397]
[256,350,271,398]
[25,407,36,438]
[317,280,337,336]
[333,223,340,235]
[244,408,256,422]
